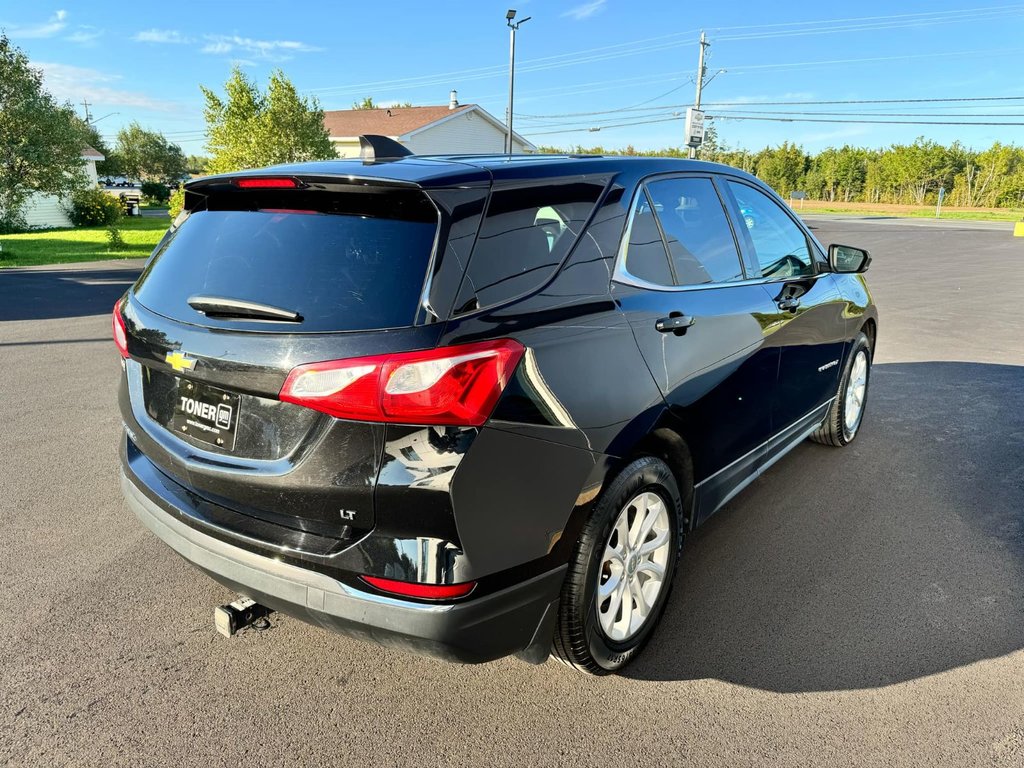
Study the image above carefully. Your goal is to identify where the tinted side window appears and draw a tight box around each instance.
[623,188,673,285]
[645,177,744,285]
[726,181,814,279]
[456,181,605,313]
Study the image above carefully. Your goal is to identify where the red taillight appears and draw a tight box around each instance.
[279,339,525,427]
[359,575,476,600]
[235,177,298,189]
[112,299,129,358]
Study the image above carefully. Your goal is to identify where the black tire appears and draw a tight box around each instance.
[810,330,872,447]
[551,456,684,675]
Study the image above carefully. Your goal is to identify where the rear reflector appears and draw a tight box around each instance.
[280,339,524,426]
[235,177,298,189]
[359,575,477,600]
[112,299,129,358]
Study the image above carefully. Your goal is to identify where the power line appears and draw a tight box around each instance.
[704,95,1024,106]
[711,110,1024,118]
[523,113,1024,138]
[705,3,1024,34]
[302,5,1023,98]
[516,94,1024,120]
[715,6,1023,42]
[709,115,1024,126]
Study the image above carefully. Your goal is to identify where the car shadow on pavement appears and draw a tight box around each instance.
[628,361,1024,692]
[0,266,141,322]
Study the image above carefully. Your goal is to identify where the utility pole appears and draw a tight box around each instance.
[688,31,709,159]
[81,99,93,123]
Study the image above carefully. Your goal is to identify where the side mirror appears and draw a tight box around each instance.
[828,244,871,273]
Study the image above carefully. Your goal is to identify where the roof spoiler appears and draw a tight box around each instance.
[359,134,414,163]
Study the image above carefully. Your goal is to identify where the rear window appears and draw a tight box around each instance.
[133,187,439,333]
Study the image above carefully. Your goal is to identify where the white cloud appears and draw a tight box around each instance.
[133,28,192,44]
[201,34,322,61]
[37,62,182,113]
[561,0,606,20]
[65,26,103,45]
[202,40,232,55]
[4,9,68,38]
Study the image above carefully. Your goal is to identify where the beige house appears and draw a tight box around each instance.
[20,147,104,229]
[324,94,535,158]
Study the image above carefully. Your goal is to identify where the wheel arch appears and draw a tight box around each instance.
[860,316,877,352]
[623,426,696,530]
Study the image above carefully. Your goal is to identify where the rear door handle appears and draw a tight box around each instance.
[655,313,695,333]
[777,296,801,311]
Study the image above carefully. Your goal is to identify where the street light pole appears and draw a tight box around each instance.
[505,9,531,155]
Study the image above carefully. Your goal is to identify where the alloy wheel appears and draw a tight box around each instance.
[596,491,672,643]
[844,349,869,433]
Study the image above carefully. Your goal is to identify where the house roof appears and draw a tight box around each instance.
[82,145,105,161]
[323,103,537,152]
[323,105,474,138]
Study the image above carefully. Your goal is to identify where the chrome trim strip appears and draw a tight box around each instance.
[708,417,824,512]
[611,171,829,293]
[694,398,834,489]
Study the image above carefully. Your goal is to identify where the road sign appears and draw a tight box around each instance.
[685,108,705,148]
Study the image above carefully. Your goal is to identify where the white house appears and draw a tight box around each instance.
[20,146,104,229]
[324,92,535,158]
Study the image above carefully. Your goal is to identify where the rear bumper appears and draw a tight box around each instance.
[121,470,565,663]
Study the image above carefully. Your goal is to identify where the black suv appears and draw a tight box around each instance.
[115,139,876,675]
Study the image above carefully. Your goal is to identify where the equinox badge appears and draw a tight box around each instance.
[166,351,197,373]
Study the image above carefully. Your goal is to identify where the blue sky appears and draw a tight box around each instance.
[3,1,1023,155]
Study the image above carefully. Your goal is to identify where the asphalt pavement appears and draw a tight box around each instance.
[1,218,1022,767]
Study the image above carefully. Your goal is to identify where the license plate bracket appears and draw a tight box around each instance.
[170,378,240,450]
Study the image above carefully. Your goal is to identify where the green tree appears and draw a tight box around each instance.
[950,142,1023,208]
[0,34,90,231]
[814,147,840,201]
[754,142,807,197]
[202,67,336,174]
[185,154,210,175]
[694,121,720,161]
[834,146,867,202]
[353,96,377,110]
[112,123,188,183]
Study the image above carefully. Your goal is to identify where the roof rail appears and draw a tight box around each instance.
[359,134,414,163]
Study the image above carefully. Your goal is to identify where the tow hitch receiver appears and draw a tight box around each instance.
[214,597,273,638]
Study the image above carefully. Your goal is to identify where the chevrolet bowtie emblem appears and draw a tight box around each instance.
[165,351,197,373]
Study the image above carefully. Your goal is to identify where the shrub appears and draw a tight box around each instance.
[140,180,171,204]
[167,184,185,220]
[67,188,122,227]
[106,226,125,250]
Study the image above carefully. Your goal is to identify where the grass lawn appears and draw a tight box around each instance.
[0,217,169,268]
[794,203,1024,223]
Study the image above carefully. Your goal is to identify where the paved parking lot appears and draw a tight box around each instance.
[2,218,1022,767]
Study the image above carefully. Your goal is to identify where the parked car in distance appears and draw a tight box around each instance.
[114,137,877,675]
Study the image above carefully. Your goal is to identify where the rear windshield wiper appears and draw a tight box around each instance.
[187,295,303,323]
